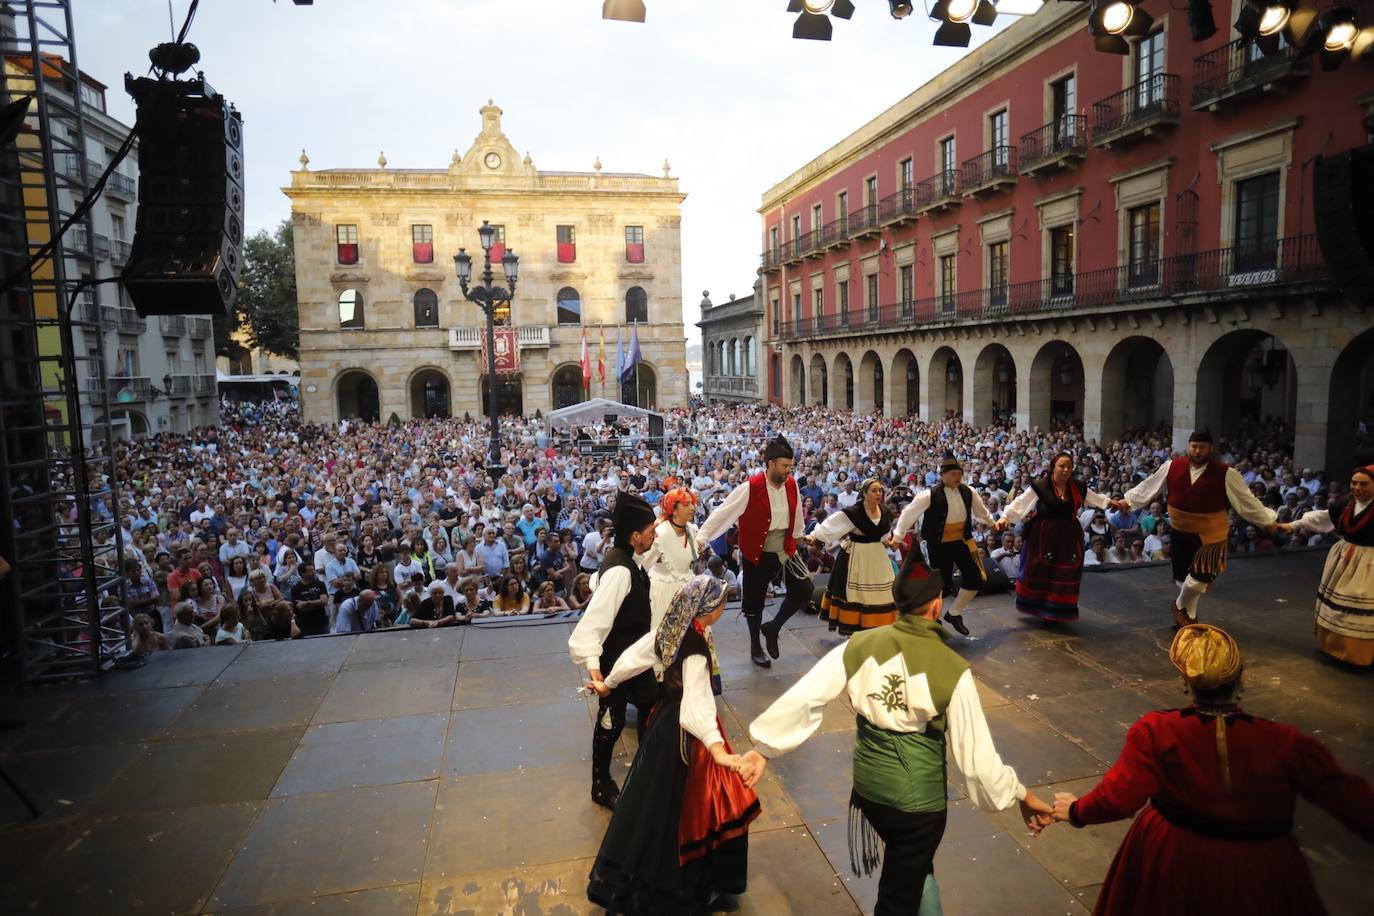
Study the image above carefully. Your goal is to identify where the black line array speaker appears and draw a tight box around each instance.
[121,75,243,316]
[1313,144,1374,306]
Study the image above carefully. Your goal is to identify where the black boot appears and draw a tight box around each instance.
[591,725,620,809]
[745,613,771,668]
[760,619,781,660]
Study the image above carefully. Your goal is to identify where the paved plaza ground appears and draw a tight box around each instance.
[0,549,1369,915]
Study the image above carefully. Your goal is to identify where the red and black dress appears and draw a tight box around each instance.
[1068,707,1374,916]
[1013,477,1088,622]
[587,624,760,914]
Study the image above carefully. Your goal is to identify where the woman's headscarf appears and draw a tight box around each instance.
[655,574,726,667]
[659,486,698,523]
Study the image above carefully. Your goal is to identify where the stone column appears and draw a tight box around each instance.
[1171,357,1199,455]
[1292,351,1332,472]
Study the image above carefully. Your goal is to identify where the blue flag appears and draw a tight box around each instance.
[622,327,641,382]
[615,326,626,386]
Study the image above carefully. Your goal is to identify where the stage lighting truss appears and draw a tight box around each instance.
[788,0,856,41]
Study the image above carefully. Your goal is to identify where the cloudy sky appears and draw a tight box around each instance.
[72,0,1009,343]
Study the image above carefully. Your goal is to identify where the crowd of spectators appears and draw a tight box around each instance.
[95,396,1338,652]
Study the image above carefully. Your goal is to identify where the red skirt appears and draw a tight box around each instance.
[1093,804,1326,916]
[679,722,760,864]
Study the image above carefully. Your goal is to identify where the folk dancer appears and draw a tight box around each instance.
[586,576,760,914]
[569,492,661,809]
[738,549,1054,916]
[1277,465,1374,665]
[1115,430,1277,629]
[891,456,995,636]
[808,477,899,635]
[1049,623,1374,915]
[996,451,1112,623]
[643,487,702,636]
[695,435,812,667]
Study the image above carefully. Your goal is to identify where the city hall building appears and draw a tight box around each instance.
[758,3,1373,473]
[286,102,688,424]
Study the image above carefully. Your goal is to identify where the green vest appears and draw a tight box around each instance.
[843,616,970,813]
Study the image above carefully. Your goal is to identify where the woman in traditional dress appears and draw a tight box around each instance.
[997,451,1111,623]
[807,478,898,635]
[1277,465,1374,665]
[586,575,761,914]
[642,487,701,635]
[1049,623,1374,915]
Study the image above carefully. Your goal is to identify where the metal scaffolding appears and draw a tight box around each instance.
[1,0,127,684]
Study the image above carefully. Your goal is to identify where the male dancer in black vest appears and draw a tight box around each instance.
[568,493,661,808]
[891,456,994,636]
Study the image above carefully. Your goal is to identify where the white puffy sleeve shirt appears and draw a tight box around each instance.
[604,630,723,747]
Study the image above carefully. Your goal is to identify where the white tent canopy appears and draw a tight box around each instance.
[544,397,665,433]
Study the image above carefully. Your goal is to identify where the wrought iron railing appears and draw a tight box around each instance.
[819,214,850,247]
[195,374,217,396]
[915,170,960,208]
[188,317,213,338]
[878,188,916,223]
[115,308,145,332]
[1018,116,1088,171]
[961,147,1018,189]
[1192,38,1304,107]
[159,315,187,336]
[107,171,136,198]
[851,203,881,235]
[761,247,783,271]
[1092,74,1181,138]
[777,235,1325,341]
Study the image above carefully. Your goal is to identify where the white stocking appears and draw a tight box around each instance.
[950,587,978,616]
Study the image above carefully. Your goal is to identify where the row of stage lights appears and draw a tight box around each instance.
[602,0,1370,65]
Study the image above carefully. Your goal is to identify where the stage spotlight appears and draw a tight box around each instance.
[602,0,646,22]
[1300,6,1359,69]
[1088,0,1153,54]
[1258,2,1290,34]
[787,0,854,41]
[947,0,979,22]
[1235,0,1296,53]
[889,0,914,17]
[929,0,991,46]
[1186,0,1218,40]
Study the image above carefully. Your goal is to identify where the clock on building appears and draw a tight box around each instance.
[484,151,502,170]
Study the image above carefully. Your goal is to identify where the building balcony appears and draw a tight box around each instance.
[168,374,193,398]
[115,308,146,333]
[188,317,213,338]
[878,188,917,228]
[776,234,1326,342]
[66,224,93,258]
[849,204,882,240]
[760,248,783,272]
[704,375,759,396]
[448,325,551,351]
[94,232,111,261]
[1092,74,1181,148]
[1191,39,1308,112]
[801,229,826,260]
[195,374,217,397]
[820,215,852,250]
[961,147,1018,198]
[781,236,806,265]
[1018,116,1089,176]
[107,376,151,402]
[110,239,131,264]
[107,171,136,201]
[915,170,961,214]
[159,315,187,337]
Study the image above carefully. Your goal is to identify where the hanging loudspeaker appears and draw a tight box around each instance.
[121,74,243,316]
[1312,144,1374,306]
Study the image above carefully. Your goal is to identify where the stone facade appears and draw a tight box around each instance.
[698,288,765,403]
[285,102,688,425]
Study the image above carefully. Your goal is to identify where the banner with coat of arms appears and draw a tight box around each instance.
[481,326,521,374]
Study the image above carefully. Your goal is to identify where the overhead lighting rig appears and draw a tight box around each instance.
[930,0,998,47]
[787,0,856,41]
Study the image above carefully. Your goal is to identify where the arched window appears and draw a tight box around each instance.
[413,288,438,328]
[338,288,364,330]
[744,336,755,377]
[625,286,648,324]
[556,287,581,326]
[727,338,738,376]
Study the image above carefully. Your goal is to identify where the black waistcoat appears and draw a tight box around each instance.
[921,485,975,543]
[597,545,652,674]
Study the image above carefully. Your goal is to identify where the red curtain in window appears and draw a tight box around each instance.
[625,242,644,264]
[557,242,576,264]
[412,242,433,264]
[490,242,506,263]
[337,243,358,265]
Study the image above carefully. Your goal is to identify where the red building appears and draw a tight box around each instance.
[758,2,1373,472]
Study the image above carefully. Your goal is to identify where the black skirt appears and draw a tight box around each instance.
[587,699,753,915]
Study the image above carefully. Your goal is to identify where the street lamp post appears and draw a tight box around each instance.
[455,221,519,485]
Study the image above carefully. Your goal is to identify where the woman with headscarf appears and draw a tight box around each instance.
[586,575,761,915]
[996,451,1112,623]
[1048,623,1374,915]
[807,477,898,635]
[1277,465,1374,665]
[642,487,702,637]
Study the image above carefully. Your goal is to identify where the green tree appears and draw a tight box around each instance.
[214,219,299,362]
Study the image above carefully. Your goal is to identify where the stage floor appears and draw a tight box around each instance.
[1,550,1369,915]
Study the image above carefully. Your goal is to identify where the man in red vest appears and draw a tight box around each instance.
[696,435,812,667]
[1114,429,1277,628]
